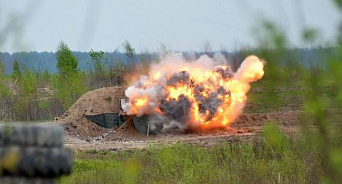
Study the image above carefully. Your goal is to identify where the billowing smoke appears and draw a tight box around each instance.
[122,53,265,133]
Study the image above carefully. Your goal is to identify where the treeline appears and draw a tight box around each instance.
[0,50,158,74]
[0,47,337,74]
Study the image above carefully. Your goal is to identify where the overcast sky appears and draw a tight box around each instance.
[0,0,340,53]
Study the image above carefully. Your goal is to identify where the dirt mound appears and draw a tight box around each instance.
[56,86,126,138]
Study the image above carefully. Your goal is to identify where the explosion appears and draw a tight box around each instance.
[122,53,265,133]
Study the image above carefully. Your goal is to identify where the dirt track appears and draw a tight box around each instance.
[64,133,260,151]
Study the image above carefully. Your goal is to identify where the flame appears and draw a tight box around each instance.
[130,96,148,115]
[136,97,148,107]
[123,54,265,129]
[153,71,162,81]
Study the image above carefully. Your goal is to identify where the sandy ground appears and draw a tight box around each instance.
[64,133,260,151]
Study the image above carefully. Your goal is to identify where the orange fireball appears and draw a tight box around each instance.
[122,54,265,130]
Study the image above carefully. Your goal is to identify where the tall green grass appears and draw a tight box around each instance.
[60,131,324,184]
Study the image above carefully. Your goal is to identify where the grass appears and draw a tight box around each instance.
[60,133,324,184]
[59,78,342,184]
[245,80,336,113]
[244,81,305,113]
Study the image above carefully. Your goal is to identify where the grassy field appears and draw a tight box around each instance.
[59,78,342,184]
[60,132,325,184]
